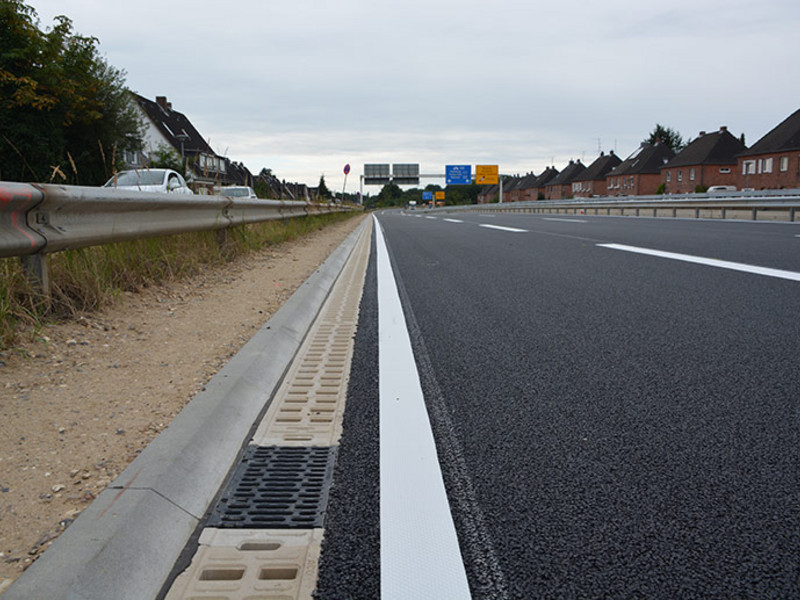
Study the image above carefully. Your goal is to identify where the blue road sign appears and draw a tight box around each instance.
[422,191,433,201]
[446,165,472,185]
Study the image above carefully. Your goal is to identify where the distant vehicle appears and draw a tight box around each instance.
[104,169,193,194]
[707,185,737,193]
[219,185,258,199]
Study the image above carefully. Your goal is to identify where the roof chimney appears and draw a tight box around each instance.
[699,131,706,137]
[720,125,728,132]
[156,96,170,111]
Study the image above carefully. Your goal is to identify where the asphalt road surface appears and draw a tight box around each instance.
[316,211,800,599]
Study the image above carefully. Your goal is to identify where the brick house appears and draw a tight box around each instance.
[528,167,559,200]
[517,172,540,202]
[606,142,675,196]
[501,176,523,202]
[572,151,621,197]
[737,108,800,190]
[545,160,586,199]
[477,184,499,204]
[661,126,746,193]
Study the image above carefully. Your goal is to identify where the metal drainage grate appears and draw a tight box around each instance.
[208,446,337,529]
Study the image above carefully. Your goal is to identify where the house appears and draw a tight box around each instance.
[572,151,621,197]
[606,142,675,196]
[528,167,560,200]
[477,184,499,204]
[545,160,585,199]
[502,176,525,202]
[737,108,800,190]
[661,127,746,193]
[517,172,540,202]
[130,94,235,193]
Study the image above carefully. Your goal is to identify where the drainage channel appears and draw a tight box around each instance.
[163,219,372,600]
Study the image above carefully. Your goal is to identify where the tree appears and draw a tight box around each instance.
[644,124,684,152]
[376,182,403,207]
[317,175,332,199]
[149,143,184,173]
[0,1,143,184]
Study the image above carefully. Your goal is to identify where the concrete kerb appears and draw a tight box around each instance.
[3,217,369,600]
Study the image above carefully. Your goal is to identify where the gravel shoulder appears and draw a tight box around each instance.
[0,214,365,590]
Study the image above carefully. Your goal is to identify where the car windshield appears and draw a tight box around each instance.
[106,170,166,187]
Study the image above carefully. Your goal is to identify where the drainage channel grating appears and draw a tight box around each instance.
[208,446,337,529]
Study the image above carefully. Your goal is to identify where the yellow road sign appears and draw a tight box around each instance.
[476,165,499,185]
[435,191,445,200]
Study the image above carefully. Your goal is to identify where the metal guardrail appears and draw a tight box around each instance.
[432,189,800,221]
[0,181,354,259]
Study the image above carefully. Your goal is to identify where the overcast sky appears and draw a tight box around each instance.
[28,0,800,193]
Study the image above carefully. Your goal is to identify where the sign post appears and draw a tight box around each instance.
[342,164,350,203]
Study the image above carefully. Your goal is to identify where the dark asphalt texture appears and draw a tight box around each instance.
[319,212,800,599]
[314,235,380,600]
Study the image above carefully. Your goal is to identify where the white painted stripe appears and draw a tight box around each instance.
[542,217,588,223]
[444,218,464,223]
[480,224,528,233]
[599,243,800,282]
[374,216,471,599]
[425,216,437,220]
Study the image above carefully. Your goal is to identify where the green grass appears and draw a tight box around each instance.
[0,212,359,350]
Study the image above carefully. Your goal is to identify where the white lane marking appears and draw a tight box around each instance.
[480,224,528,233]
[599,243,800,282]
[444,218,464,223]
[425,216,437,220]
[542,217,588,223]
[374,217,471,599]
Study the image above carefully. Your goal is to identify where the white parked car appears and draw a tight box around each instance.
[103,169,194,194]
[219,186,258,199]
[707,185,737,193]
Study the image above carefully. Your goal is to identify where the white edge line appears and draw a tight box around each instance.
[598,243,800,282]
[479,224,528,233]
[374,216,471,599]
[542,217,588,223]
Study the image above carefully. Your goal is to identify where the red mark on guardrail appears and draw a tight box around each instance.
[0,184,40,250]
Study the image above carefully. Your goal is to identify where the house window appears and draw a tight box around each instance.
[743,160,756,175]
[758,157,773,173]
[690,168,695,181]
[666,171,671,182]
[677,170,683,182]
[780,156,789,172]
[719,167,731,174]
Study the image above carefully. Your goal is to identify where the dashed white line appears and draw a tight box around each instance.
[374,217,471,600]
[425,216,437,220]
[479,224,528,233]
[598,243,800,282]
[542,217,587,223]
[444,218,464,223]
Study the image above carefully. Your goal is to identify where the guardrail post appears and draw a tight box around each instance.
[791,207,796,222]
[752,208,758,221]
[19,253,51,308]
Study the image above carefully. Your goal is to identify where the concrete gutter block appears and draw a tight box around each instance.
[2,488,197,600]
